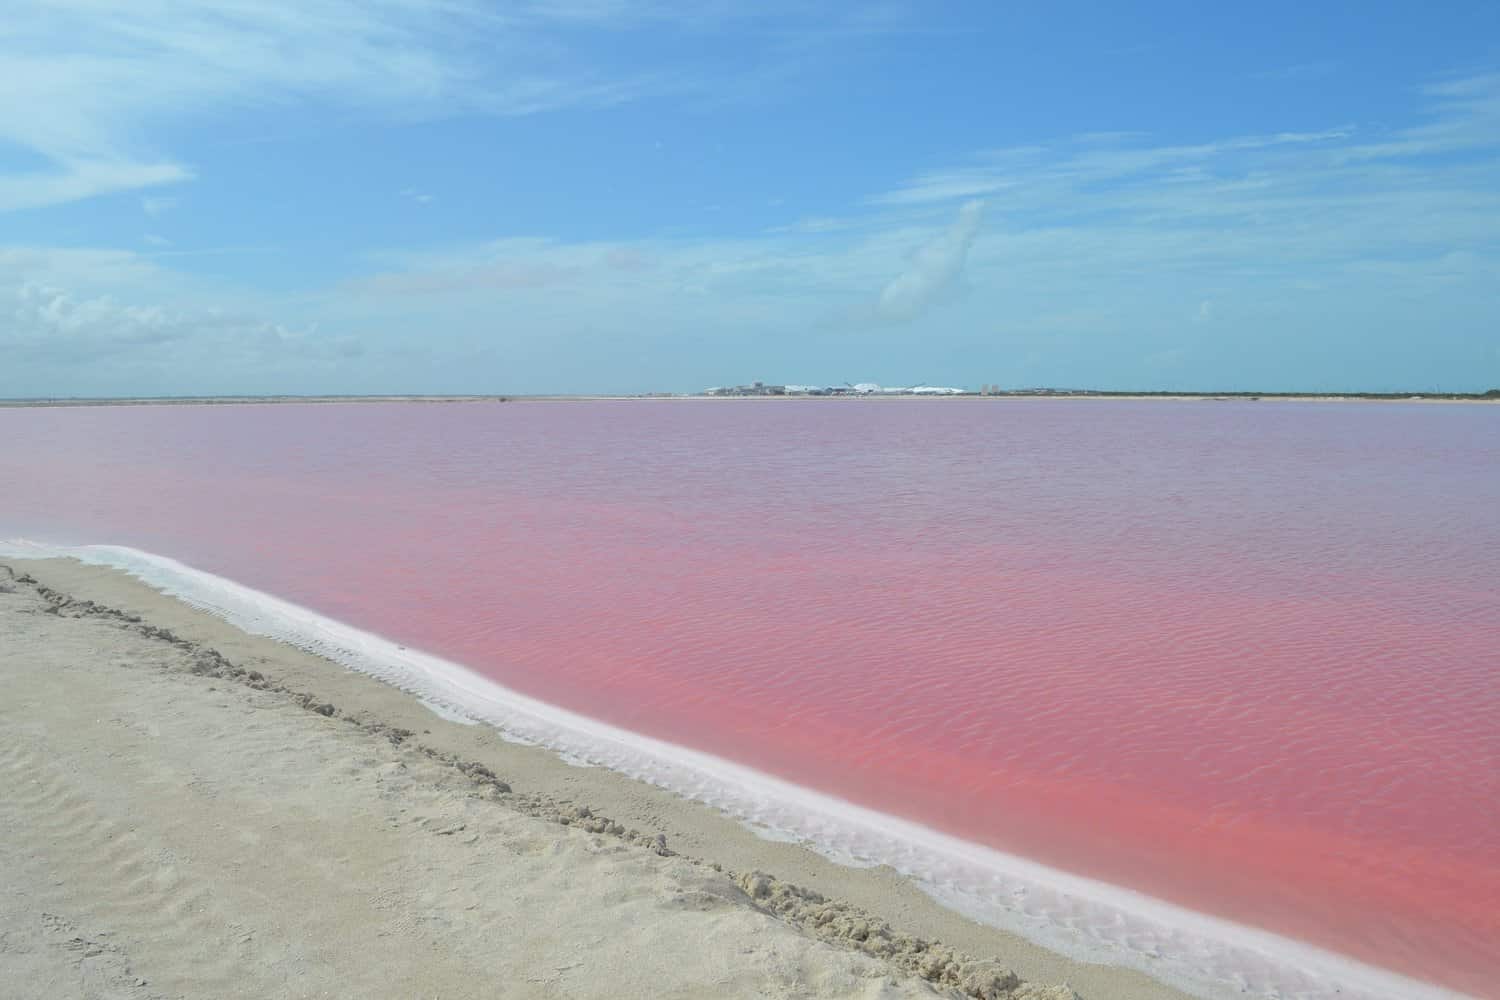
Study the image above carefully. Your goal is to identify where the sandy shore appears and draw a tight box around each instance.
[0,558,1193,1000]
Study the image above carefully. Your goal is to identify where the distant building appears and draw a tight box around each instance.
[702,382,786,396]
[702,381,966,397]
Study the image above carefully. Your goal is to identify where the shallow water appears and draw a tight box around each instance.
[3,399,1497,997]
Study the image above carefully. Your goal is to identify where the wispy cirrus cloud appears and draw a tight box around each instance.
[1339,72,1500,161]
[0,1,690,213]
[5,64,1497,395]
[0,160,192,215]
[863,74,1500,291]
[327,71,1500,344]
[871,127,1356,207]
[874,74,1500,219]
[1,1,919,214]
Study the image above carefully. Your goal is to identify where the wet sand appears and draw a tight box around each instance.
[0,557,1194,1000]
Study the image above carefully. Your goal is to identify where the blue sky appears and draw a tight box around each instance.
[3,2,1498,395]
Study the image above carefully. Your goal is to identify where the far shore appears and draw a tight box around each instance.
[2,391,1497,408]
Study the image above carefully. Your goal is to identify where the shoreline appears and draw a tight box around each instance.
[1,393,1496,408]
[0,554,1180,1000]
[0,547,1472,1000]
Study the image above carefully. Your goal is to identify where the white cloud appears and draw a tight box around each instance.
[320,220,995,356]
[874,200,984,322]
[870,76,1500,225]
[872,169,1016,206]
[1339,73,1500,161]
[873,127,1356,208]
[854,75,1500,303]
[0,160,191,214]
[8,282,189,360]
[0,246,173,291]
[766,215,860,234]
[0,248,356,388]
[4,279,362,379]
[3,69,1497,394]
[0,1,681,213]
[1,1,908,213]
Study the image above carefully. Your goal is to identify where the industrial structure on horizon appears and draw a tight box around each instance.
[701,381,972,397]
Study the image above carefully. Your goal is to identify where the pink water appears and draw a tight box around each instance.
[3,399,1497,996]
